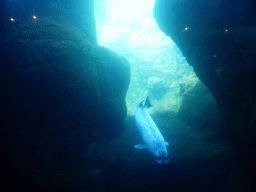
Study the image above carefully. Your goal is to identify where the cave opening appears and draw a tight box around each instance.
[94,0,195,115]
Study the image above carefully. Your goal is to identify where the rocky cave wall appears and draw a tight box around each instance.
[0,1,130,190]
[153,0,256,191]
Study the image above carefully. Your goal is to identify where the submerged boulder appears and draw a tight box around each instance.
[178,79,221,131]
[1,16,130,190]
[154,0,256,191]
[154,0,256,138]
[3,16,130,128]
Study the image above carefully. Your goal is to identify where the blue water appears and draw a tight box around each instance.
[0,0,234,191]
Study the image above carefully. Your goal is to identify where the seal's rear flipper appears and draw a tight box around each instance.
[145,96,152,108]
[138,100,144,108]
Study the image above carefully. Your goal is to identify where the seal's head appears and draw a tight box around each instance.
[155,149,169,164]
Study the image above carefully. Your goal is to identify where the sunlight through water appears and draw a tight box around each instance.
[95,0,195,115]
[111,0,155,22]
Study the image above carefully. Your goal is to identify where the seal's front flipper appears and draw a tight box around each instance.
[134,144,147,149]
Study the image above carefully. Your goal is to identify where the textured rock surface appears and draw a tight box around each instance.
[1,0,97,44]
[0,16,130,190]
[178,79,221,131]
[154,0,256,191]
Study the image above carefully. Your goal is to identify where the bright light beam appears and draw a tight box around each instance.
[111,0,154,23]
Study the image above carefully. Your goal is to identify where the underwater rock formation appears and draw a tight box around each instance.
[1,0,97,44]
[0,14,130,191]
[178,79,221,131]
[154,0,256,191]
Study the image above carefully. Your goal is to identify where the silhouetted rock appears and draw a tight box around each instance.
[0,15,130,191]
[154,0,256,191]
